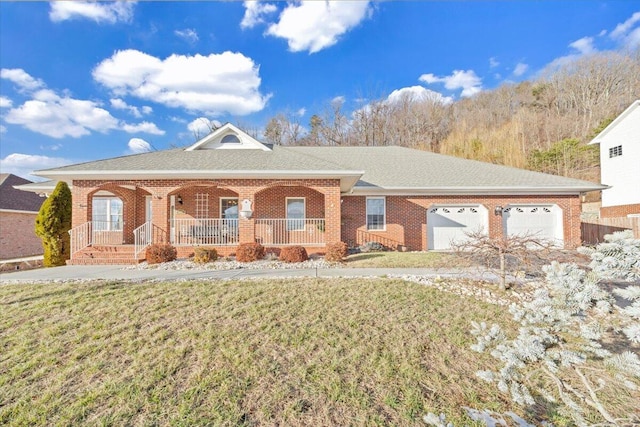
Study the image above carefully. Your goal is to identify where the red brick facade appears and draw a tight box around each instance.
[71,178,342,258]
[600,203,640,218]
[0,211,43,260]
[341,194,582,250]
[69,178,583,262]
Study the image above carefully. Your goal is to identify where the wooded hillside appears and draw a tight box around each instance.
[263,50,640,183]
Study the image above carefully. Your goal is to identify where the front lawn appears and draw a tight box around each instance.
[343,251,468,268]
[1,278,509,426]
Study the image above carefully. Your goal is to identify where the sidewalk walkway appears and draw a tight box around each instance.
[0,264,497,283]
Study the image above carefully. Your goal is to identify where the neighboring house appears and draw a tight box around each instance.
[590,100,640,218]
[31,123,604,265]
[0,174,45,260]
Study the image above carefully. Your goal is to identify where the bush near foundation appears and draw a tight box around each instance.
[325,242,349,262]
[35,181,72,267]
[193,247,218,264]
[279,246,309,263]
[236,242,265,262]
[146,243,177,264]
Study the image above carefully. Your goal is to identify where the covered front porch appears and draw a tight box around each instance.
[68,179,340,264]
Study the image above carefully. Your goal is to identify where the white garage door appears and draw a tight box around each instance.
[502,204,564,246]
[427,205,488,250]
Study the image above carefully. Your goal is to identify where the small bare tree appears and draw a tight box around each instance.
[452,230,555,290]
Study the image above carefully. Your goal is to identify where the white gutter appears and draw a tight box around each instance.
[346,185,607,196]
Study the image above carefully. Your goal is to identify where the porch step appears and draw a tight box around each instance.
[68,245,145,265]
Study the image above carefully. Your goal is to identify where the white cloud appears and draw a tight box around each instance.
[386,86,452,105]
[0,153,72,180]
[419,69,482,98]
[610,11,640,48]
[110,98,152,118]
[331,95,346,108]
[241,1,277,29]
[49,1,135,24]
[569,36,596,55]
[3,72,164,138]
[489,57,500,68]
[513,62,529,77]
[0,125,6,134]
[296,107,306,117]
[266,1,372,53]
[5,92,120,138]
[1,68,44,91]
[0,96,12,108]
[121,121,165,135]
[175,28,199,43]
[187,117,222,137]
[127,138,152,154]
[93,49,270,116]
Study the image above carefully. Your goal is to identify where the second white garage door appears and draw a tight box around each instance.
[427,205,488,250]
[502,204,564,246]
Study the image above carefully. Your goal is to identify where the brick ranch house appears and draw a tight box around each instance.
[30,123,605,265]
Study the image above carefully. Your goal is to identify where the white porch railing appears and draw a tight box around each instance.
[70,222,92,256]
[255,218,325,246]
[173,218,239,246]
[91,220,124,246]
[134,221,152,257]
[69,221,125,256]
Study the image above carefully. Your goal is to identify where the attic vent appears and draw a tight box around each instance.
[221,134,240,144]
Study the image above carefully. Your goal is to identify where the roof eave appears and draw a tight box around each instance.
[589,100,640,145]
[346,185,607,196]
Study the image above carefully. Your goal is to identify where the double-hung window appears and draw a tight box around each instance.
[286,198,305,231]
[220,198,238,219]
[366,197,385,230]
[92,197,123,231]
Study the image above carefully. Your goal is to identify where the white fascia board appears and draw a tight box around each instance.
[0,208,38,214]
[345,185,607,196]
[589,100,640,145]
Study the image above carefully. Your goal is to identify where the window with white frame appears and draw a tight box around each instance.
[92,197,123,231]
[195,193,209,219]
[220,198,238,219]
[366,197,385,230]
[609,145,623,158]
[286,198,305,231]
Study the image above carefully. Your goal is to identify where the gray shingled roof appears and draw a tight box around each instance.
[34,145,604,194]
[0,174,45,212]
[287,146,603,191]
[38,146,352,173]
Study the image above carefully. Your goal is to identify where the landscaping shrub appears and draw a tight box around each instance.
[236,242,265,262]
[193,247,218,264]
[146,243,177,264]
[35,181,72,267]
[279,246,308,263]
[325,242,348,262]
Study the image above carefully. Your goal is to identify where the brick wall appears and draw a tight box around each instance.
[341,194,582,250]
[600,203,640,218]
[0,211,43,259]
[71,178,342,252]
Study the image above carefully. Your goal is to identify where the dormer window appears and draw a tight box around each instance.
[220,134,241,144]
[609,145,622,158]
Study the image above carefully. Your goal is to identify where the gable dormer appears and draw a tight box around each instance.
[185,122,271,151]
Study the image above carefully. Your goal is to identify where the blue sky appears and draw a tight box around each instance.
[1,1,639,180]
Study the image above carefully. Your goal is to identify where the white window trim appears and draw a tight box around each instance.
[92,196,123,231]
[366,196,386,231]
[220,197,239,219]
[286,197,306,231]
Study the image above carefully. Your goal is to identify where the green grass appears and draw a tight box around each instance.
[0,278,509,426]
[343,251,469,268]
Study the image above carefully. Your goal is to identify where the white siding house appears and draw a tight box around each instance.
[590,100,640,217]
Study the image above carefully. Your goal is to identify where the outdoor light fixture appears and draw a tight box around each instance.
[177,195,183,205]
[239,199,253,219]
[494,205,503,216]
